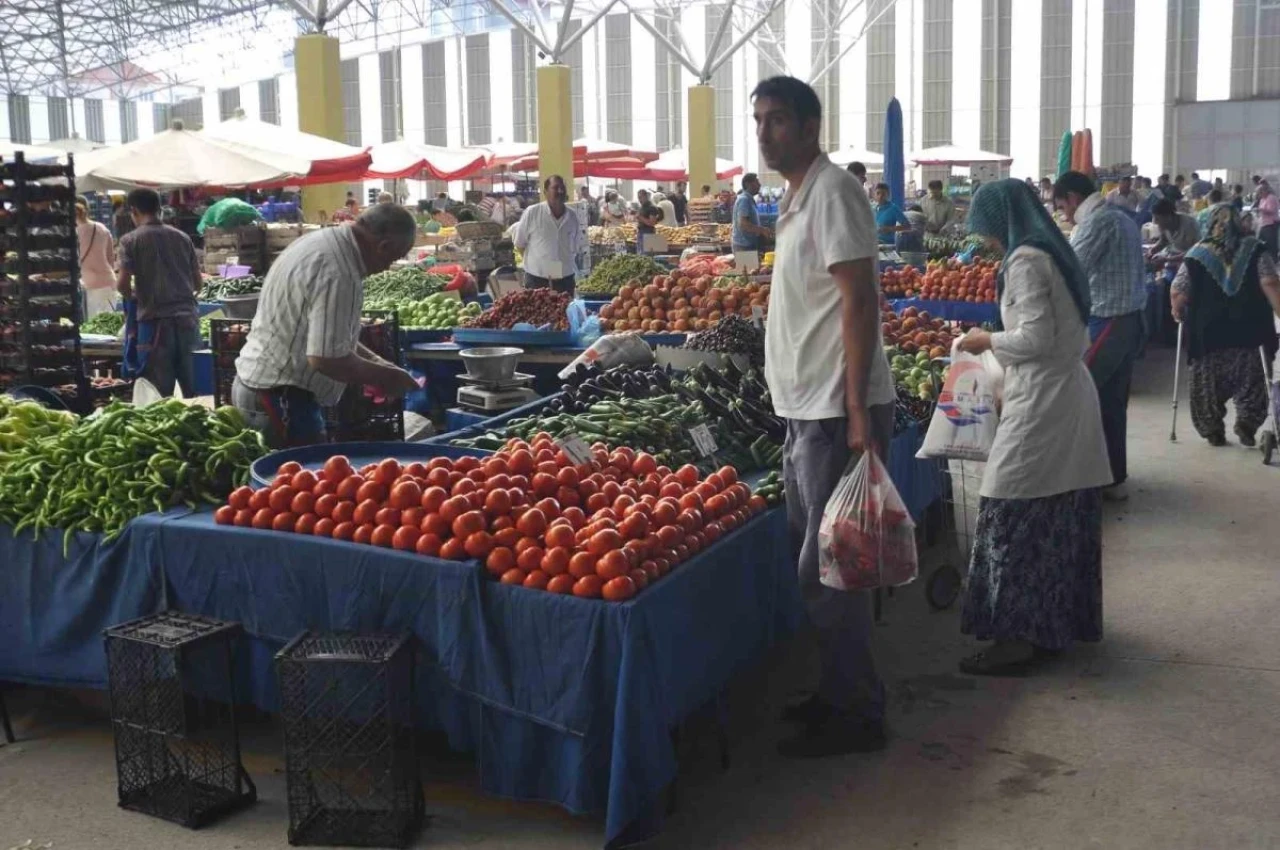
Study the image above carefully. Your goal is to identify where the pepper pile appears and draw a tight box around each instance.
[463,288,571,330]
[219,448,767,601]
[578,254,667,296]
[80,312,126,336]
[0,397,77,449]
[0,400,266,553]
[201,275,265,300]
[362,267,451,305]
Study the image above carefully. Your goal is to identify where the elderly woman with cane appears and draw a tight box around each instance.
[1171,204,1280,446]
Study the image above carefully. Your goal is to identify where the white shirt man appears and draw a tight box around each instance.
[514,176,582,294]
[1106,180,1140,212]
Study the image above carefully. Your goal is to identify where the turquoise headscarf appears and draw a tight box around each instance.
[966,178,1093,325]
[1185,203,1261,296]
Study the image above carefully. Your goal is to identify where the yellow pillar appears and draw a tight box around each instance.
[688,85,717,194]
[294,34,347,223]
[537,64,575,196]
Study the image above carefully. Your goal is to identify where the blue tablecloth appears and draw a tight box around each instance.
[2,506,800,846]
[444,407,491,432]
[888,298,999,324]
[888,422,943,521]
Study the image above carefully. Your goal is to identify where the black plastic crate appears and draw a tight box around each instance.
[359,311,401,365]
[277,631,422,848]
[104,612,257,829]
[209,319,252,408]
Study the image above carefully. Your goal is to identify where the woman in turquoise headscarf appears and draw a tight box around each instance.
[952,179,1112,676]
[1170,203,1280,446]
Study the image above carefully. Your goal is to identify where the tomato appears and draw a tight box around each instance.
[416,533,444,558]
[674,543,690,563]
[568,551,598,578]
[630,452,658,476]
[227,486,252,511]
[451,478,477,498]
[514,537,541,555]
[290,470,318,492]
[391,524,422,550]
[372,458,402,486]
[656,524,683,549]
[544,524,576,550]
[602,575,637,602]
[355,480,388,504]
[555,466,580,489]
[675,464,700,487]
[572,575,604,598]
[399,507,425,528]
[425,467,450,489]
[439,537,467,560]
[387,480,422,511]
[439,496,469,525]
[451,510,486,540]
[287,490,313,516]
[508,487,528,507]
[250,508,274,529]
[611,494,634,515]
[508,449,535,475]
[629,569,650,592]
[554,486,581,508]
[374,507,401,527]
[267,486,297,513]
[619,513,649,541]
[652,557,671,577]
[536,460,559,476]
[500,568,527,585]
[455,455,481,474]
[404,462,428,480]
[528,473,555,498]
[329,521,354,541]
[678,492,704,512]
[704,494,729,518]
[233,508,254,527]
[587,528,623,556]
[271,511,298,532]
[353,499,380,527]
[466,467,487,484]
[601,481,622,503]
[311,494,338,519]
[482,456,510,477]
[585,493,609,513]
[278,461,303,476]
[595,549,630,580]
[485,546,514,575]
[323,456,353,483]
[483,488,512,517]
[523,569,551,590]
[540,546,571,576]
[704,472,726,492]
[312,479,336,498]
[493,526,522,548]
[214,505,236,525]
[415,485,445,513]
[516,508,548,538]
[652,501,679,527]
[516,545,545,572]
[464,531,494,558]
[331,501,356,525]
[561,506,587,529]
[547,574,576,594]
[703,521,723,544]
[416,513,447,538]
[694,483,718,503]
[335,475,362,501]
[486,474,512,493]
[426,456,454,472]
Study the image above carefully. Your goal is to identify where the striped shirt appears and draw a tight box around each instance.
[117,222,201,322]
[235,225,366,406]
[1069,193,1148,318]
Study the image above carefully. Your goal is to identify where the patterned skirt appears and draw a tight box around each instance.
[960,488,1103,651]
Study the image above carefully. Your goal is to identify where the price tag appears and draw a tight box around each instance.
[751,305,765,328]
[733,250,760,272]
[556,433,594,467]
[688,423,718,457]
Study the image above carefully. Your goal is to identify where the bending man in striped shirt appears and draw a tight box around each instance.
[233,204,420,448]
[1055,171,1149,502]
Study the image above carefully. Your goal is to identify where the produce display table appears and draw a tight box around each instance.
[888,422,943,521]
[2,505,801,847]
[887,298,999,324]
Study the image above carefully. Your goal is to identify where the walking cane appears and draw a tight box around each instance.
[1170,321,1184,442]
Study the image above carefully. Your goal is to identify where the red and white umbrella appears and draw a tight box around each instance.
[202,111,371,185]
[595,149,743,182]
[365,140,491,180]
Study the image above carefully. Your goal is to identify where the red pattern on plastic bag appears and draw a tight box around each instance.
[818,451,919,591]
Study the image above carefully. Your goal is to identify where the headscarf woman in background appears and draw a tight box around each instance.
[1171,203,1280,446]
[952,179,1112,676]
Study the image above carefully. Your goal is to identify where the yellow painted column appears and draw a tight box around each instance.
[294,34,348,223]
[536,64,574,195]
[688,85,717,194]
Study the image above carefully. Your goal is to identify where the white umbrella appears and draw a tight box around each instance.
[828,146,885,168]
[76,121,319,192]
[365,140,491,180]
[46,135,106,155]
[202,110,371,185]
[908,145,1013,166]
[572,137,659,163]
[0,141,63,163]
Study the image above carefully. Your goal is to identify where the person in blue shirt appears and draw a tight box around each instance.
[731,173,772,250]
[872,182,910,245]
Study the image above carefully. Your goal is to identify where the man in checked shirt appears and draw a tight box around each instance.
[1054,171,1148,502]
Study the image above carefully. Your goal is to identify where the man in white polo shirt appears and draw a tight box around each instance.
[232,205,419,447]
[755,76,896,759]
[514,174,582,294]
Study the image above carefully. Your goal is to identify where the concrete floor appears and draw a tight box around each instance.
[3,345,1278,850]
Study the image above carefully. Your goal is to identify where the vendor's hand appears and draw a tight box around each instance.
[846,405,873,455]
[380,368,421,398]
[957,329,993,355]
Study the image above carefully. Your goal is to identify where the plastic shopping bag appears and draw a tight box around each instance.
[818,451,919,592]
[916,336,1003,461]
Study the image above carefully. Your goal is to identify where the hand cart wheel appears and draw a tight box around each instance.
[925,564,963,611]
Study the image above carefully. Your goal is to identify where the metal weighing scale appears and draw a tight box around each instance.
[456,371,540,412]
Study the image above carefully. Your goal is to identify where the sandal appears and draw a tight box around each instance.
[959,649,1037,677]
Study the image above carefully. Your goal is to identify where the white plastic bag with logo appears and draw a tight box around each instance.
[916,336,1003,461]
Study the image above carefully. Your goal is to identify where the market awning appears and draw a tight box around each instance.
[45,136,106,155]
[202,110,371,185]
[908,145,1013,166]
[828,146,885,168]
[572,138,659,163]
[365,140,491,181]
[594,149,744,182]
[0,141,64,163]
[74,121,334,192]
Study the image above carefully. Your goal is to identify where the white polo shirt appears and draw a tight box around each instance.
[514,202,582,280]
[764,154,895,420]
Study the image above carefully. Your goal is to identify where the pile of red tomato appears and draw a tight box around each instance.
[214,435,767,602]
